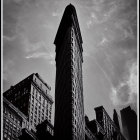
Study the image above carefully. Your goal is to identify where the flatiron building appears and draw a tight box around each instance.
[54,4,85,140]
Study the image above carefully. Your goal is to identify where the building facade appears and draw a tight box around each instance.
[3,97,29,140]
[3,73,53,132]
[54,4,85,140]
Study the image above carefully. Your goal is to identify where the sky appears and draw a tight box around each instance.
[3,0,138,126]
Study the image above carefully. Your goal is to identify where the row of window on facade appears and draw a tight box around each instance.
[30,108,51,126]
[32,86,51,104]
[31,92,52,109]
[72,116,84,138]
[4,118,21,140]
[3,107,21,126]
[30,111,51,126]
[30,96,52,117]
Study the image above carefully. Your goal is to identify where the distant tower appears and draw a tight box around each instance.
[120,106,137,140]
[54,4,85,140]
[113,109,120,130]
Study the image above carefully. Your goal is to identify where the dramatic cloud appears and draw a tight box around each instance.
[110,62,137,106]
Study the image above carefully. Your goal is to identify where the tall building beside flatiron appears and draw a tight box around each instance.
[3,73,53,133]
[54,4,85,140]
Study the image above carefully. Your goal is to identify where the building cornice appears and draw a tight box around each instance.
[31,81,53,104]
[34,73,51,90]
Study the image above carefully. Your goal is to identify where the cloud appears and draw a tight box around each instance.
[115,20,135,40]
[3,35,17,42]
[26,52,55,65]
[3,60,15,81]
[52,12,61,17]
[99,37,108,46]
[21,37,47,53]
[86,20,92,28]
[110,62,137,107]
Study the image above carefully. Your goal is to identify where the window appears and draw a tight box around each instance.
[13,125,16,129]
[42,116,44,120]
[39,105,41,109]
[74,127,76,133]
[4,108,7,114]
[30,115,33,120]
[11,115,14,120]
[36,92,37,98]
[4,133,7,138]
[38,118,40,123]
[8,132,11,136]
[38,103,41,108]
[33,87,35,94]
[17,121,20,126]
[8,112,11,117]
[43,99,45,106]
[46,110,48,116]
[42,108,44,112]
[35,110,37,114]
[39,95,41,101]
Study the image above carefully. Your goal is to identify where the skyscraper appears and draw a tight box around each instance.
[3,73,53,132]
[54,4,85,140]
[120,106,137,140]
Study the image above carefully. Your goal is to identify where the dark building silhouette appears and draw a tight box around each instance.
[19,128,38,140]
[85,124,97,140]
[36,120,54,140]
[93,106,126,140]
[113,109,120,130]
[54,4,85,140]
[85,117,105,140]
[120,106,137,140]
[3,73,53,132]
